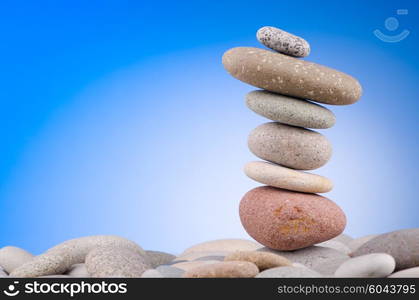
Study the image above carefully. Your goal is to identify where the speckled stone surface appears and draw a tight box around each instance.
[183,261,259,278]
[145,250,176,268]
[224,250,291,271]
[351,229,419,270]
[240,186,346,250]
[256,266,321,278]
[10,235,145,277]
[347,234,378,253]
[335,253,396,278]
[0,246,34,274]
[66,263,90,277]
[180,239,260,256]
[257,26,310,57]
[258,245,349,272]
[248,122,332,170]
[244,161,333,193]
[246,90,336,129]
[388,267,419,278]
[85,246,149,278]
[222,47,362,105]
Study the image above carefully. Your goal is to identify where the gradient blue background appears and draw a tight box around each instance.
[0,0,418,255]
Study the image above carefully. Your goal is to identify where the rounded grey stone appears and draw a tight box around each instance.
[155,265,185,278]
[257,26,310,57]
[0,267,8,277]
[248,122,332,170]
[11,235,144,278]
[388,267,419,278]
[86,246,149,278]
[145,250,176,268]
[0,246,34,274]
[351,229,419,270]
[256,266,321,278]
[246,90,335,129]
[335,253,396,278]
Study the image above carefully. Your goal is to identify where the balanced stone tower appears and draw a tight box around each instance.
[222,26,362,251]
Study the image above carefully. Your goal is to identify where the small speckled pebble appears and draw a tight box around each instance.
[85,246,149,278]
[316,240,351,255]
[222,47,362,105]
[248,122,332,170]
[224,251,291,271]
[257,26,310,57]
[244,161,333,193]
[183,261,259,278]
[246,90,336,129]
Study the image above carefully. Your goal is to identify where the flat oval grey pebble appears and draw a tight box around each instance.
[223,47,362,105]
[38,275,72,278]
[141,269,164,278]
[248,122,332,170]
[257,26,310,57]
[246,90,335,129]
[351,229,419,270]
[66,263,90,277]
[86,246,149,278]
[316,240,351,255]
[11,235,145,278]
[259,246,349,270]
[256,266,321,278]
[145,250,176,268]
[0,246,34,274]
[155,266,185,278]
[335,253,395,278]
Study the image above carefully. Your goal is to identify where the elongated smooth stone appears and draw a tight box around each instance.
[248,122,332,170]
[246,90,336,129]
[244,161,333,193]
[222,47,362,105]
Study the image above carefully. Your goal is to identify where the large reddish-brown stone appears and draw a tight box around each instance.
[239,186,346,250]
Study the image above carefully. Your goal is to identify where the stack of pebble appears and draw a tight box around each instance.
[222,26,362,250]
[1,233,419,278]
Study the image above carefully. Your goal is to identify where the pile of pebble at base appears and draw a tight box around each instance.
[0,27,417,278]
[0,232,419,278]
